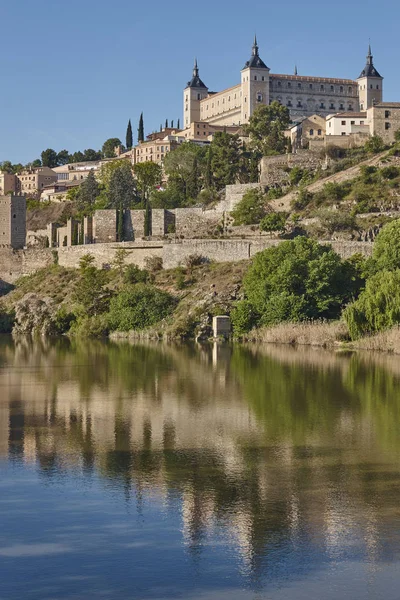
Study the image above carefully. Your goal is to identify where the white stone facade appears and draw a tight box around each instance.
[183,40,383,128]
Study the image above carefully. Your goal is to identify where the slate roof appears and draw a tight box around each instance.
[187,59,208,89]
[358,46,382,79]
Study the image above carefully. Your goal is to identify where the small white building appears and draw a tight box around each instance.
[326,112,369,136]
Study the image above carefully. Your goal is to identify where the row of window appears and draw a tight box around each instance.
[309,129,323,136]
[284,99,353,111]
[276,81,354,94]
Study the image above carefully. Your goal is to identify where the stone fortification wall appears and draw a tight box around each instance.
[309,133,369,152]
[174,208,223,238]
[152,209,175,237]
[163,239,373,269]
[56,242,163,270]
[0,239,374,285]
[260,152,323,187]
[219,184,262,213]
[93,210,117,243]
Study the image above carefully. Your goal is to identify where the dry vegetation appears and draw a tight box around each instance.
[242,320,348,347]
[350,326,400,354]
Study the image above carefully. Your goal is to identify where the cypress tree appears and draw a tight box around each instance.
[205,147,213,189]
[187,155,200,200]
[126,119,133,150]
[177,118,180,129]
[117,209,124,242]
[165,119,168,129]
[171,120,174,128]
[144,201,152,237]
[138,113,144,143]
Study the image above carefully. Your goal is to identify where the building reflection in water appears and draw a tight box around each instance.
[1,335,400,580]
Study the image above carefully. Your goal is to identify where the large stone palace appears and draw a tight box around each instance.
[184,38,383,127]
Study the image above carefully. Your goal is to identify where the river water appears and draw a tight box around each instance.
[1,337,400,599]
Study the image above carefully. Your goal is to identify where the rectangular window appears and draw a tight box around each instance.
[330,85,334,91]
[341,121,346,125]
[385,110,391,118]
[385,122,391,130]
[298,83,301,89]
[360,121,364,125]
[351,121,355,125]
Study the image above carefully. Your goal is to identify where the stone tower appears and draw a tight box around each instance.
[240,36,270,124]
[183,59,208,127]
[0,195,26,249]
[357,45,383,111]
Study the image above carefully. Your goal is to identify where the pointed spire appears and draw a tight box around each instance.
[186,57,208,89]
[252,34,259,56]
[358,42,382,79]
[367,42,373,65]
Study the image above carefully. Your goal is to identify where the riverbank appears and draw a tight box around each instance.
[2,259,400,354]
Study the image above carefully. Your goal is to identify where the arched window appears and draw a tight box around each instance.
[309,129,314,136]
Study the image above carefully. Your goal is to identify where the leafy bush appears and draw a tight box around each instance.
[318,210,357,235]
[365,135,385,154]
[124,264,150,284]
[291,188,313,211]
[231,300,259,335]
[144,256,163,272]
[344,270,400,339]
[381,165,400,180]
[373,219,400,271]
[108,284,175,331]
[240,237,363,330]
[70,314,110,338]
[230,189,268,225]
[260,212,287,233]
[326,145,347,159]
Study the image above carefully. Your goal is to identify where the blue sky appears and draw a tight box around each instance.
[1,0,398,164]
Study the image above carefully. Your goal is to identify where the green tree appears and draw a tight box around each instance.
[99,159,133,190]
[73,255,111,316]
[344,269,400,339]
[76,171,100,215]
[372,219,400,271]
[57,149,70,165]
[113,248,130,276]
[0,161,14,173]
[260,212,287,233]
[108,164,137,209]
[126,119,133,150]
[204,147,213,189]
[41,148,58,168]
[186,154,201,199]
[102,138,122,159]
[70,151,85,163]
[177,119,180,129]
[31,159,42,168]
[138,113,144,143]
[230,188,268,225]
[108,284,175,331]
[164,143,205,204]
[210,132,241,189]
[364,135,385,154]
[237,237,362,330]
[82,149,102,162]
[165,119,169,128]
[133,161,162,201]
[245,101,291,156]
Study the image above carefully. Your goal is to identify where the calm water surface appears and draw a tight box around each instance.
[1,337,400,599]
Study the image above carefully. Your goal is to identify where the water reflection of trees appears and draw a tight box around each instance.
[2,338,400,575]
